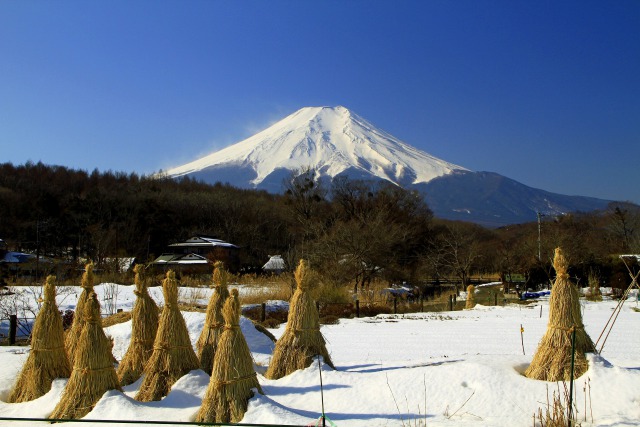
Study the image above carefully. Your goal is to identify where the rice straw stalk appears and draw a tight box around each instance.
[65,261,95,367]
[196,289,263,424]
[524,247,595,381]
[196,261,230,375]
[465,284,476,309]
[8,275,71,403]
[265,259,334,380]
[117,264,159,386]
[135,270,199,401]
[49,292,121,419]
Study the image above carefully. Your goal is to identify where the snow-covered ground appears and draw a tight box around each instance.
[0,283,639,426]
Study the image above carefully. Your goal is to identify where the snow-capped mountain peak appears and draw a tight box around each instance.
[166,106,467,188]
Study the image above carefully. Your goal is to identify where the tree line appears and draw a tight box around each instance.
[1,162,638,292]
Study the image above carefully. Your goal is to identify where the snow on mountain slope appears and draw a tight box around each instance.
[167,106,467,187]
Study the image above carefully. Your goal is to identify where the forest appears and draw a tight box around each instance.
[1,161,638,292]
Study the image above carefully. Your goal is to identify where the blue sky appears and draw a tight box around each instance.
[1,1,638,204]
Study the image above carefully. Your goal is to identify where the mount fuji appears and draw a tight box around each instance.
[166,106,611,226]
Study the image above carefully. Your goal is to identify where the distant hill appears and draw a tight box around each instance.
[167,106,611,226]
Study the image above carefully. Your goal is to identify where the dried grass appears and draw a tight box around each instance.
[8,276,71,403]
[49,292,121,420]
[465,285,476,310]
[265,260,334,380]
[65,262,95,367]
[195,289,262,424]
[134,270,199,402]
[117,265,159,386]
[102,311,132,328]
[525,248,595,382]
[196,261,230,375]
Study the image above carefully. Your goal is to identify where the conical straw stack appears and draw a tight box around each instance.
[196,261,230,375]
[8,276,71,402]
[117,264,159,386]
[195,289,262,424]
[265,259,334,380]
[65,262,95,367]
[465,284,476,309]
[135,270,199,401]
[49,292,121,419]
[525,247,595,381]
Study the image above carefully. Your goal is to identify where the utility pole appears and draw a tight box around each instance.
[537,212,544,262]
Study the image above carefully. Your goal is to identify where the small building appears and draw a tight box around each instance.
[151,236,240,274]
[0,249,53,280]
[262,255,286,274]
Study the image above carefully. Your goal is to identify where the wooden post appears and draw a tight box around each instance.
[261,302,266,322]
[494,292,498,306]
[9,315,17,345]
[449,295,453,311]
[355,299,360,318]
[393,296,397,314]
[421,297,424,313]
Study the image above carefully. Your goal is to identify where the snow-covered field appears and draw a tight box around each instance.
[0,283,639,426]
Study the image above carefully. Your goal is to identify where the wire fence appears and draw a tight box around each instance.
[0,416,311,426]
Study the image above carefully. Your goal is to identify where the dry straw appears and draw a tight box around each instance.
[135,270,199,401]
[196,261,230,375]
[525,247,595,381]
[265,259,334,380]
[195,289,263,424]
[465,284,476,310]
[49,292,121,419]
[65,261,95,367]
[117,264,159,386]
[8,275,71,403]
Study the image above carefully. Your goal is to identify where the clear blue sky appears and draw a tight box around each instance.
[1,1,638,204]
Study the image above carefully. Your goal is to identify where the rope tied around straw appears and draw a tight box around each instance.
[213,372,258,387]
[74,365,116,375]
[550,324,583,332]
[32,345,66,353]
[153,343,193,351]
[294,327,321,333]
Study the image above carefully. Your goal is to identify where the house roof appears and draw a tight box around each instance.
[1,251,36,263]
[168,236,239,249]
[152,253,210,265]
[263,255,286,271]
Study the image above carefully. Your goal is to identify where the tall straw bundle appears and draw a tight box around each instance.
[265,259,334,380]
[8,275,71,403]
[195,289,262,424]
[196,261,230,375]
[525,247,595,381]
[65,262,95,367]
[117,264,159,386]
[465,284,476,310]
[49,292,121,420]
[135,270,199,402]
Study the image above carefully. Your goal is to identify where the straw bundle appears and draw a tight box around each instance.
[117,264,159,386]
[196,261,230,375]
[135,270,199,401]
[8,276,71,403]
[525,247,595,381]
[265,259,334,380]
[65,262,95,367]
[49,292,121,420]
[465,284,476,310]
[195,289,262,424]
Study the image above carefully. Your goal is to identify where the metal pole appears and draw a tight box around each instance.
[318,357,326,427]
[568,326,577,427]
